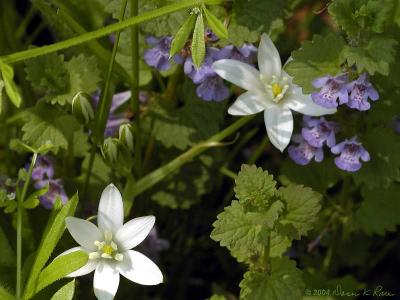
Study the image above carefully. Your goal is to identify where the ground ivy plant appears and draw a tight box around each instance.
[0,0,399,299]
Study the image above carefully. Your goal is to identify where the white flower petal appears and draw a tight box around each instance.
[65,217,102,250]
[98,184,124,233]
[284,85,337,116]
[258,33,282,82]
[117,250,163,286]
[115,216,155,251]
[212,59,264,92]
[57,247,98,277]
[264,106,293,152]
[94,262,120,300]
[228,91,270,115]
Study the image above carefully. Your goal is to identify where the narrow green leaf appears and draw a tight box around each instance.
[36,251,87,293]
[0,284,16,300]
[50,280,75,300]
[0,79,4,113]
[24,185,49,206]
[170,14,197,57]
[0,63,22,108]
[191,13,206,68]
[23,194,78,300]
[202,6,228,39]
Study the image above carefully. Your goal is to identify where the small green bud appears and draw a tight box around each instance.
[72,91,94,124]
[118,123,135,153]
[101,137,119,162]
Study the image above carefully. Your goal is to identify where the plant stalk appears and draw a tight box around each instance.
[16,152,38,299]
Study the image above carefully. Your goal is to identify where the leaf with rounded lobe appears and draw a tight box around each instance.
[0,62,22,108]
[239,256,305,300]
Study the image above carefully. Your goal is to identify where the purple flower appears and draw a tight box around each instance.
[93,91,131,137]
[196,75,230,101]
[393,116,400,135]
[205,28,219,42]
[31,155,54,181]
[346,73,379,111]
[220,43,257,64]
[288,134,324,165]
[144,36,183,71]
[184,47,227,84]
[34,179,68,209]
[311,74,349,108]
[301,116,339,148]
[331,137,370,172]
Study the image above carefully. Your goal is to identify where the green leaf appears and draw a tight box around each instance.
[343,37,397,75]
[277,185,322,239]
[36,251,87,293]
[170,14,197,57]
[0,225,15,267]
[285,34,346,93]
[22,198,40,209]
[25,54,101,105]
[0,62,22,108]
[356,184,400,235]
[0,79,4,113]
[144,80,225,150]
[239,257,305,300]
[23,185,49,209]
[232,0,287,33]
[23,194,78,300]
[234,164,276,210]
[328,0,394,36]
[227,24,259,47]
[21,102,80,153]
[0,284,16,300]
[208,295,227,300]
[50,280,75,300]
[211,200,284,263]
[353,127,400,188]
[202,6,228,40]
[191,12,206,68]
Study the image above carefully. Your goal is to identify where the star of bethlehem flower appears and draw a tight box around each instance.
[58,184,163,300]
[212,33,337,151]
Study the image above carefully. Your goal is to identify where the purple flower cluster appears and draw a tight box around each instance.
[288,117,370,172]
[31,156,68,209]
[143,32,257,102]
[312,73,379,111]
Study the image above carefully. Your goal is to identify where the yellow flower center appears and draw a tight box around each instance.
[102,244,114,255]
[271,83,283,98]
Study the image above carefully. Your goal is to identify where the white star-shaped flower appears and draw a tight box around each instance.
[212,33,336,151]
[59,184,163,300]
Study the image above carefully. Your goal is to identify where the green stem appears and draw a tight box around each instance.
[130,0,142,177]
[84,0,128,198]
[248,136,269,165]
[130,116,255,198]
[219,167,237,180]
[0,0,219,64]
[16,152,38,299]
[16,5,36,40]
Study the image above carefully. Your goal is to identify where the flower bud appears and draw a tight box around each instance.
[118,123,135,153]
[72,91,94,124]
[101,138,119,162]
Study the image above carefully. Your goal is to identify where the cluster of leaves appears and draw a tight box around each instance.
[211,165,322,299]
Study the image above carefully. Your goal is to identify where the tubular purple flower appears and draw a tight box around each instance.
[35,179,68,209]
[196,75,230,101]
[301,116,339,148]
[346,73,379,111]
[220,43,257,64]
[311,74,349,108]
[144,36,183,71]
[288,134,324,165]
[31,155,55,181]
[331,137,370,172]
